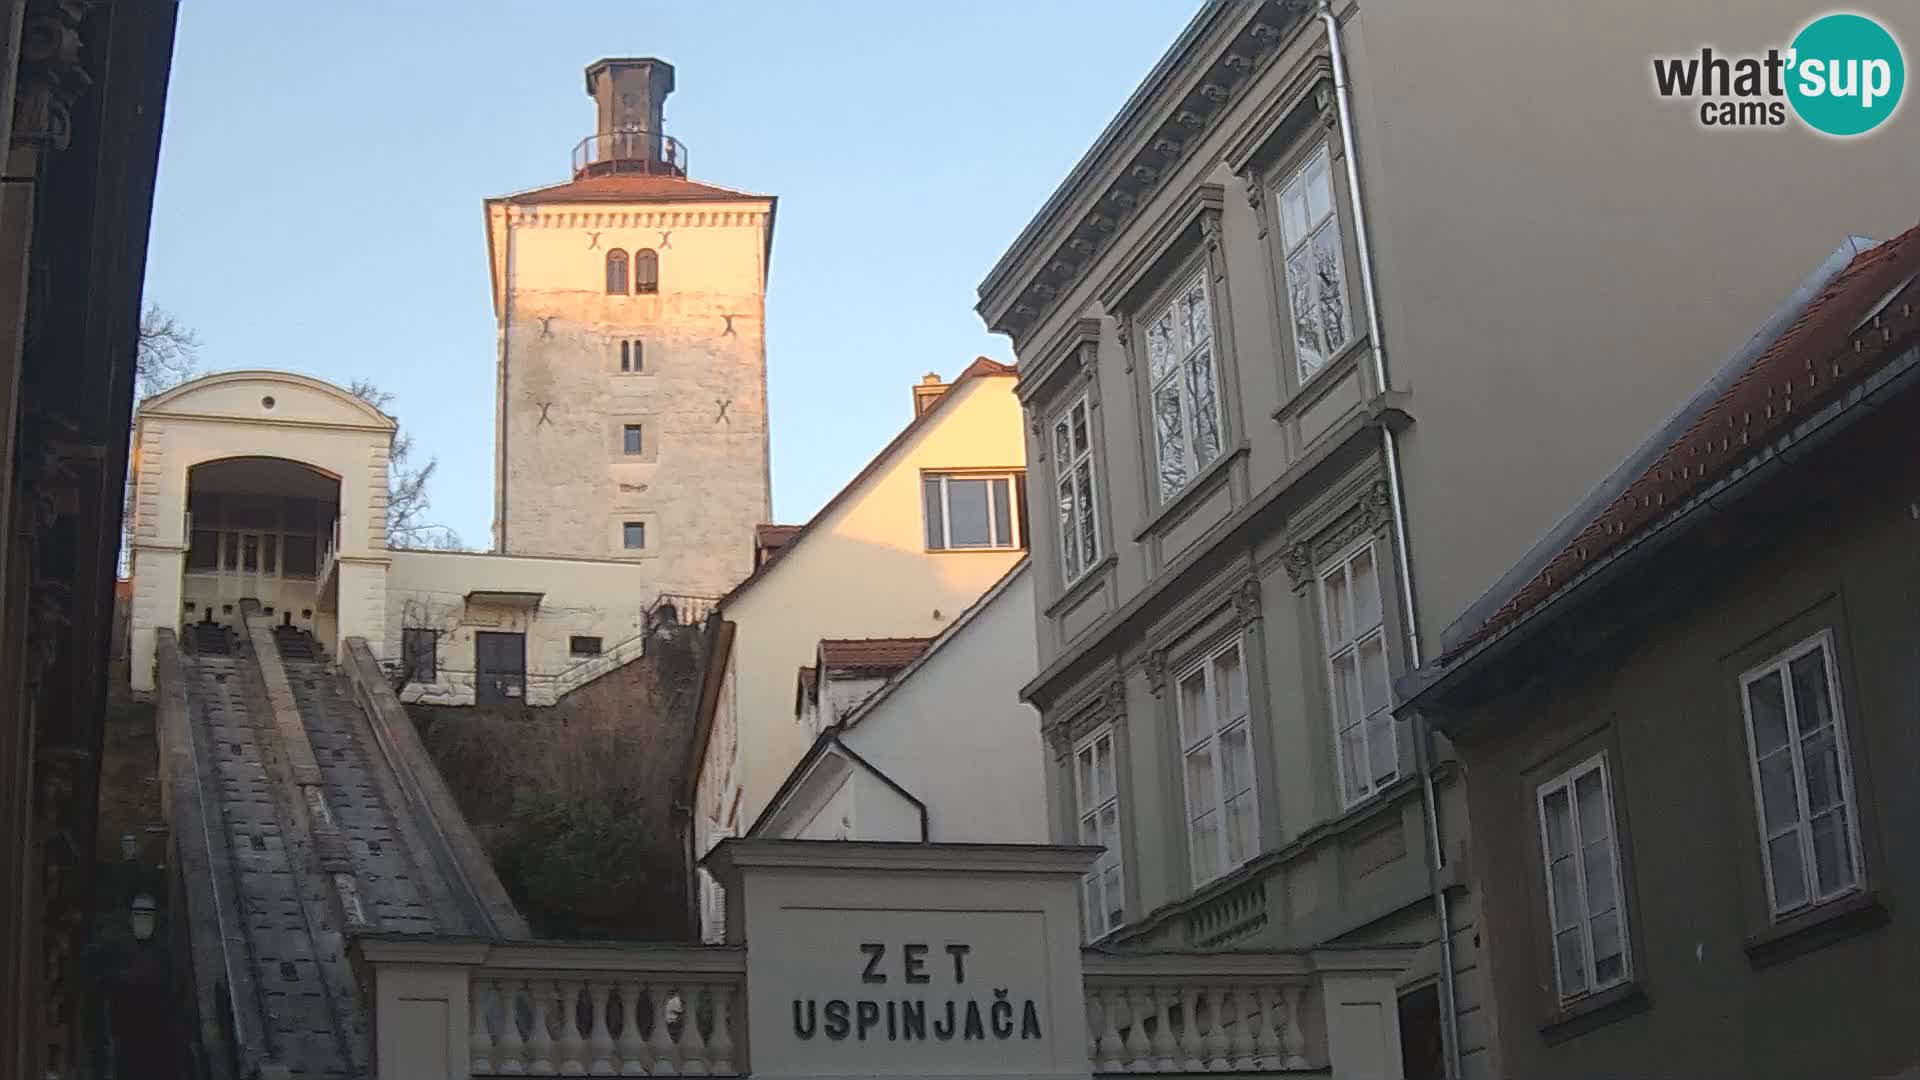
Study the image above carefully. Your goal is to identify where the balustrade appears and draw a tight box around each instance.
[469,970,740,1076]
[1082,953,1314,1073]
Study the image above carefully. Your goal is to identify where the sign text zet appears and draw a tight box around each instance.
[791,942,1045,1044]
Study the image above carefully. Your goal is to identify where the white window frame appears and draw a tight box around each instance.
[1318,538,1397,807]
[1143,266,1225,502]
[923,471,1025,551]
[1174,636,1258,888]
[1051,391,1102,586]
[1737,630,1865,920]
[1072,725,1124,940]
[1535,753,1631,1004]
[1275,143,1354,382]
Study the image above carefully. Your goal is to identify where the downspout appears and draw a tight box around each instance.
[1319,3,1462,1078]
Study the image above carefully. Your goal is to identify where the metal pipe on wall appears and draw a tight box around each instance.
[1318,2,1462,1077]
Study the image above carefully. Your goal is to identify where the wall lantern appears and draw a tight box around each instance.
[130,894,156,942]
[120,833,138,862]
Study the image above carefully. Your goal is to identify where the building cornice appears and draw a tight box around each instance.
[975,0,1312,347]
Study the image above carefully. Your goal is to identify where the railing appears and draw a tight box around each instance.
[319,516,340,584]
[571,129,688,179]
[1082,953,1314,1073]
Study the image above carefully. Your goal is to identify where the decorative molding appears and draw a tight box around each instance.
[15,0,95,152]
[1233,577,1262,626]
[1243,173,1269,239]
[1281,540,1315,588]
[978,0,1311,345]
[1104,676,1128,720]
[1199,210,1223,255]
[502,208,768,230]
[1358,480,1392,531]
[1142,649,1169,697]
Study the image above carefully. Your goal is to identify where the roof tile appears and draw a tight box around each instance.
[818,637,934,674]
[1453,223,1920,655]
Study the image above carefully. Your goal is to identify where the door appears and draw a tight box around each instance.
[475,631,527,705]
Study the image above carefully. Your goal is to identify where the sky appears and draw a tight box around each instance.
[145,1,1201,545]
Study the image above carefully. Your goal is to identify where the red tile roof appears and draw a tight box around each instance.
[755,523,802,553]
[1452,224,1920,656]
[818,637,934,675]
[499,173,765,205]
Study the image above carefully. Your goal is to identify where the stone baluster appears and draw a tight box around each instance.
[1280,984,1309,1068]
[472,978,498,1075]
[558,979,588,1075]
[708,983,736,1074]
[1148,985,1179,1071]
[1090,987,1123,1072]
[1253,986,1283,1068]
[1225,987,1256,1069]
[1203,986,1230,1068]
[648,983,680,1075]
[616,981,648,1076]
[1122,986,1152,1072]
[1178,986,1205,1071]
[528,980,557,1076]
[588,981,615,1076]
[498,980,529,1076]
[680,983,710,1076]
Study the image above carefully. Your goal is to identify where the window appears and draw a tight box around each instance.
[623,424,644,455]
[1144,268,1223,500]
[1052,393,1101,585]
[622,521,646,550]
[1073,727,1124,939]
[569,635,603,657]
[923,472,1028,551]
[605,249,629,294]
[619,339,644,373]
[1738,632,1863,919]
[187,529,219,572]
[1320,540,1395,806]
[635,248,659,294]
[401,628,437,684]
[1536,754,1630,1003]
[1176,637,1256,886]
[281,534,318,579]
[1277,146,1352,380]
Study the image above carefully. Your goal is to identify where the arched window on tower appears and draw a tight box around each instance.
[635,248,659,294]
[605,249,629,294]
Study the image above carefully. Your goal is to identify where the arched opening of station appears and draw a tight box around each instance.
[183,457,341,642]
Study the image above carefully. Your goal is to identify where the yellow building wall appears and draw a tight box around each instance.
[490,197,773,604]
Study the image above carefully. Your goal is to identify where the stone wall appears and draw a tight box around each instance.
[409,622,705,939]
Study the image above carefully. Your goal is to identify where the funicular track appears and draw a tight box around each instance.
[160,606,526,1079]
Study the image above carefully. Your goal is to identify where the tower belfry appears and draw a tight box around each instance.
[483,59,776,601]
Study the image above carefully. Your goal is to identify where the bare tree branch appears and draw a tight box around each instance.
[347,379,463,550]
[135,304,198,400]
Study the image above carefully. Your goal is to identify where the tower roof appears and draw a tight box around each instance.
[495,172,768,206]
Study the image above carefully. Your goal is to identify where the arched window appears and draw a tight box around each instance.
[635,248,659,294]
[605,249,629,294]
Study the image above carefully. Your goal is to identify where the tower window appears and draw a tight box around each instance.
[623,521,647,550]
[635,248,659,294]
[623,424,643,455]
[605,249,629,294]
[620,339,644,373]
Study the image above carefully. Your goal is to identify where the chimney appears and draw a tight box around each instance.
[583,58,677,173]
[912,373,947,416]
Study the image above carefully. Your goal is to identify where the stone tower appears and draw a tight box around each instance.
[484,58,774,600]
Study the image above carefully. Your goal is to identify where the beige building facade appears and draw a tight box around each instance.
[978,3,1914,1078]
[124,369,665,706]
[686,362,1030,935]
[485,57,774,603]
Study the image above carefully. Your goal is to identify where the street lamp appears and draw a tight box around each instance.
[129,894,156,943]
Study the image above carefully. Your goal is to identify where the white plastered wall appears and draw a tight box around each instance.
[384,548,655,707]
[126,371,395,692]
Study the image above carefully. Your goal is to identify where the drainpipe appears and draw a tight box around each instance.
[1319,3,1461,1078]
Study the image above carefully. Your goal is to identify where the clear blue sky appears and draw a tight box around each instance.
[145,2,1199,544]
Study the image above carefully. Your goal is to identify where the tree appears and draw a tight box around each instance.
[135,304,198,400]
[346,379,461,550]
[122,307,201,576]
